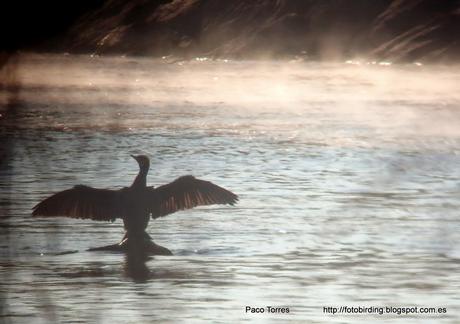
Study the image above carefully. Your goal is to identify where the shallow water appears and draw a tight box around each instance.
[1,54,460,323]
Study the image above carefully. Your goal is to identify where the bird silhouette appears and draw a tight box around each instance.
[32,155,238,255]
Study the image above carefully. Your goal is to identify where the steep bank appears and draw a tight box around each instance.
[27,0,460,62]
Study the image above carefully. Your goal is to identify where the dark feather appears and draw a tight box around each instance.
[32,185,124,222]
[149,175,238,218]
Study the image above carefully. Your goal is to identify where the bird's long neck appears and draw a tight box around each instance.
[132,166,148,188]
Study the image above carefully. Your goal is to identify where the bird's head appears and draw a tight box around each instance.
[131,155,150,171]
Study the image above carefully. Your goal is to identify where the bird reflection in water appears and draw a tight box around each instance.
[123,250,152,283]
[32,155,238,255]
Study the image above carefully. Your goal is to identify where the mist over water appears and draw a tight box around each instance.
[1,54,460,323]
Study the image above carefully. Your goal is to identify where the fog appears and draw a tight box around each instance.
[1,53,460,147]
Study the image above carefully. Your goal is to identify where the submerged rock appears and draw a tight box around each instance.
[88,231,172,256]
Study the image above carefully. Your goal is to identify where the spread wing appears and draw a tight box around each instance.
[149,175,238,218]
[32,185,125,222]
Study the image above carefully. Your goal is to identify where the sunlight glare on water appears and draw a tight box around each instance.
[1,54,460,323]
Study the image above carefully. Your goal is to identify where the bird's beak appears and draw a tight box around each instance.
[130,155,137,161]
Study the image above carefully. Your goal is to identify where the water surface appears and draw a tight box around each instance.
[1,54,460,323]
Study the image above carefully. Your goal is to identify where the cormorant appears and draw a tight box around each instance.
[32,155,238,255]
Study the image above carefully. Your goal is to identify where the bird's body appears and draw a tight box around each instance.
[32,155,238,255]
[123,155,151,235]
[119,187,149,235]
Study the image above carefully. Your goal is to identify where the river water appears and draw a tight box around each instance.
[1,54,460,323]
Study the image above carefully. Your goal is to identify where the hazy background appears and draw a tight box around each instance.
[1,1,460,323]
[1,0,460,62]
